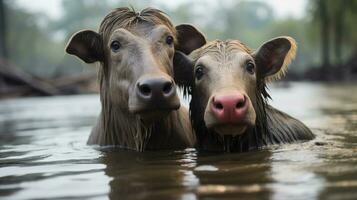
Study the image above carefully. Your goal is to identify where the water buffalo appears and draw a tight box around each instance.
[173,24,315,152]
[66,8,195,151]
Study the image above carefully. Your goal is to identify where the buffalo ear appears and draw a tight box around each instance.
[65,30,104,63]
[173,51,195,95]
[253,36,297,81]
[175,24,206,55]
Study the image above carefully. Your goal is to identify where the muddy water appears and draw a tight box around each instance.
[0,82,356,200]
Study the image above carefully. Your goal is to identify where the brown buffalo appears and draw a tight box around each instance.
[66,8,195,151]
[173,24,314,152]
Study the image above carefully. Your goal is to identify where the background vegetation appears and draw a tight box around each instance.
[0,0,356,81]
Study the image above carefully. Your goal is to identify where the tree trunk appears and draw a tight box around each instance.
[334,3,346,66]
[319,0,330,67]
[0,0,6,59]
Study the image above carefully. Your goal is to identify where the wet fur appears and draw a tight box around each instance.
[85,8,195,150]
[88,105,193,151]
[190,81,314,152]
[183,40,314,152]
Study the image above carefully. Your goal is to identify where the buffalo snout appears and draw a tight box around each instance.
[137,78,175,99]
[210,93,248,124]
[132,75,180,115]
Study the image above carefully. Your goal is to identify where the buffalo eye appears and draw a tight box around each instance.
[166,35,174,45]
[245,61,255,74]
[195,65,205,80]
[110,41,121,52]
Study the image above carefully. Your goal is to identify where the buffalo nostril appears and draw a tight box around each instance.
[162,82,173,94]
[139,84,151,96]
[213,98,224,110]
[215,103,224,110]
[236,97,246,109]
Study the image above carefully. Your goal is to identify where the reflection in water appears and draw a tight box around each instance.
[101,149,199,200]
[269,143,325,200]
[193,151,273,199]
[0,83,357,199]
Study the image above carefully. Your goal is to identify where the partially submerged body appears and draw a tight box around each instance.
[66,8,195,151]
[88,107,194,150]
[195,105,314,152]
[173,25,314,152]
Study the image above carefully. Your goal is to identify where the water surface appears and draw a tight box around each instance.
[0,82,357,200]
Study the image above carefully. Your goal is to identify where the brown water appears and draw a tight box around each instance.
[0,82,356,200]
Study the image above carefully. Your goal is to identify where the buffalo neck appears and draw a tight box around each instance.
[99,102,181,151]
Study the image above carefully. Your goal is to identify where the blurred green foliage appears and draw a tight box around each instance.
[1,0,356,78]
[310,0,357,66]
[3,1,64,77]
